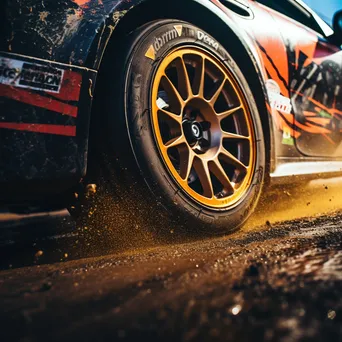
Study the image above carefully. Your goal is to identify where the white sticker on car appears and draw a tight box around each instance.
[0,57,64,93]
[266,79,292,114]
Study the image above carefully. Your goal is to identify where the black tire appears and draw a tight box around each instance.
[82,20,266,235]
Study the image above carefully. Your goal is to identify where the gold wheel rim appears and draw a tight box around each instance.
[151,47,256,209]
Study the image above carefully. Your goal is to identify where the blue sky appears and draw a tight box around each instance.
[303,0,341,24]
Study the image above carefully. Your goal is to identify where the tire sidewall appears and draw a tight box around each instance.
[124,20,265,231]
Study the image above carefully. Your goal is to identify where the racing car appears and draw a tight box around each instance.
[1,0,342,233]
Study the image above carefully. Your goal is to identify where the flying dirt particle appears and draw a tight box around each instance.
[85,184,97,197]
[74,192,79,199]
[39,11,49,23]
[325,186,328,190]
[231,304,242,315]
[35,250,44,258]
[74,282,79,287]
[88,208,96,217]
[266,220,271,227]
[327,310,336,320]
[64,253,68,258]
[307,202,311,206]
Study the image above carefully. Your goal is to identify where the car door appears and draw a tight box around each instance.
[256,0,342,158]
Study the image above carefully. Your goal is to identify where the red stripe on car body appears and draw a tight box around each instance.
[0,84,78,117]
[0,122,76,136]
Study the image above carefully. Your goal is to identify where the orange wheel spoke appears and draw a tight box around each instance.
[164,135,186,149]
[194,158,213,198]
[216,105,242,120]
[210,158,235,193]
[161,74,185,108]
[179,149,195,181]
[221,131,250,141]
[209,78,226,105]
[220,147,248,172]
[193,56,205,97]
[175,57,193,99]
[159,108,183,124]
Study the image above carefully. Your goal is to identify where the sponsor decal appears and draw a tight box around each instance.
[318,109,332,119]
[0,58,64,93]
[266,79,292,114]
[282,126,294,146]
[145,25,183,60]
[197,31,219,50]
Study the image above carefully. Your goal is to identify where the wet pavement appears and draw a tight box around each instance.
[0,180,342,342]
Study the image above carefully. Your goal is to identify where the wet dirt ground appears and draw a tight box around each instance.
[0,178,342,342]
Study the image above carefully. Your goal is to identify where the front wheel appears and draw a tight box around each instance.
[87,20,266,235]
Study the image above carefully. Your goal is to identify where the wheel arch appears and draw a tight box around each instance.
[88,0,275,177]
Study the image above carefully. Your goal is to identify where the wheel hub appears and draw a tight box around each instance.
[151,47,256,208]
[183,120,203,144]
[191,122,202,139]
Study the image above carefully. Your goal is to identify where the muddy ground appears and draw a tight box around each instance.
[0,178,342,342]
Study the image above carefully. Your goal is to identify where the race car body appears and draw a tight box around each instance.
[1,0,342,231]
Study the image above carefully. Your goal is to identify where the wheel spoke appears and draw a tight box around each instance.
[161,74,185,108]
[175,57,193,99]
[220,147,248,172]
[164,135,186,149]
[194,158,213,198]
[222,131,250,141]
[193,56,205,97]
[179,148,195,181]
[216,105,242,120]
[209,78,226,105]
[210,158,235,193]
[158,108,183,124]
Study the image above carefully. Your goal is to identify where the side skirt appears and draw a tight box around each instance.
[270,160,342,184]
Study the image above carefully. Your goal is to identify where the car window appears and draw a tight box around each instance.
[256,0,324,34]
[302,0,341,27]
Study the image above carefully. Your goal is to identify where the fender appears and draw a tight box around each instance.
[3,0,273,109]
[3,1,271,83]
[85,0,276,169]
